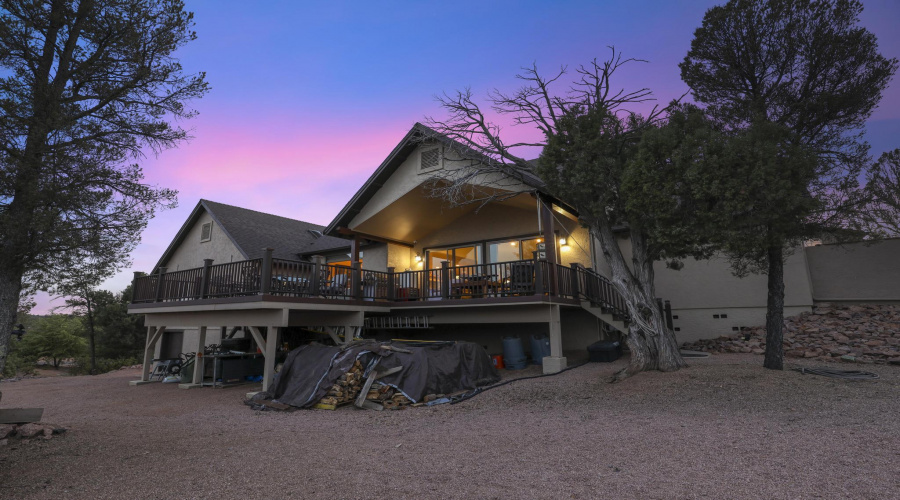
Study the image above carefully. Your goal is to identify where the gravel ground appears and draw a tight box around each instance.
[1,353,898,500]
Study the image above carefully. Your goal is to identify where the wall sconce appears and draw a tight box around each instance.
[559,237,570,252]
[414,253,422,262]
[559,237,567,246]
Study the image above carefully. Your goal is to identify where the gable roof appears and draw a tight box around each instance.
[153,200,349,272]
[324,122,550,237]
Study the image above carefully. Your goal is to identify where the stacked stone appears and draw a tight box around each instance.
[682,303,900,364]
[0,423,67,445]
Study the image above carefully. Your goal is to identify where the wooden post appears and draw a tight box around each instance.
[387,267,395,301]
[260,248,273,294]
[263,326,280,392]
[543,304,567,374]
[131,272,142,304]
[441,261,450,299]
[351,262,362,299]
[192,326,207,385]
[534,253,544,296]
[200,259,214,298]
[311,260,321,296]
[350,235,361,265]
[571,263,582,299]
[154,267,167,302]
[139,326,165,382]
[539,198,558,296]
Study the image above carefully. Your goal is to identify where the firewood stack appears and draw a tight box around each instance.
[315,360,414,410]
[365,384,412,409]
[317,360,365,407]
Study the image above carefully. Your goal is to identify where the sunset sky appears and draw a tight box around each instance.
[34,0,900,313]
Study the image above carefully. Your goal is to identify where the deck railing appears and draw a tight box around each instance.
[130,254,625,314]
[572,265,630,319]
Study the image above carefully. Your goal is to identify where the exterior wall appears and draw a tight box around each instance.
[804,239,900,303]
[360,243,388,272]
[349,144,532,230]
[163,211,244,272]
[589,234,815,342]
[558,224,592,268]
[560,308,603,349]
[350,144,437,228]
[387,242,412,271]
[153,327,226,358]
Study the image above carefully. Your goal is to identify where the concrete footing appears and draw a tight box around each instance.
[128,380,154,386]
[178,383,202,390]
[246,391,261,400]
[542,356,568,374]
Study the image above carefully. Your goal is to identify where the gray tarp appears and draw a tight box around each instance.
[261,341,500,408]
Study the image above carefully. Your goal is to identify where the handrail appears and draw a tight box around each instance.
[130,255,628,311]
[572,265,630,320]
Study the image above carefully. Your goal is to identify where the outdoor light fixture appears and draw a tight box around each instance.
[414,253,422,262]
[559,237,567,246]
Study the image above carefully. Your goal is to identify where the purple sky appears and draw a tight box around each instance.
[34,0,900,314]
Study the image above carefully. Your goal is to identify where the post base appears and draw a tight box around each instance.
[129,380,154,386]
[542,356,568,374]
[178,383,203,390]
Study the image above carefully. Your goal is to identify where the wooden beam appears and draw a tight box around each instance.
[263,326,280,392]
[192,326,207,385]
[247,326,267,354]
[334,227,414,248]
[141,326,165,382]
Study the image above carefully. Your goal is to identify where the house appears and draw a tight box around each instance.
[128,123,898,391]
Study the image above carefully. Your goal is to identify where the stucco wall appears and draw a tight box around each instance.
[387,242,412,271]
[804,239,900,302]
[350,144,438,228]
[163,212,244,272]
[360,243,388,272]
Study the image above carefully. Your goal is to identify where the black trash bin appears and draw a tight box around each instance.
[587,341,622,362]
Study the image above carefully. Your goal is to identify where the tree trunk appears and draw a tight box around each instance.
[764,246,785,370]
[86,293,97,375]
[0,268,24,378]
[592,219,687,381]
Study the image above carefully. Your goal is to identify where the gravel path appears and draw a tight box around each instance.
[1,354,898,499]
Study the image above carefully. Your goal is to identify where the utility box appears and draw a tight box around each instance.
[587,341,622,362]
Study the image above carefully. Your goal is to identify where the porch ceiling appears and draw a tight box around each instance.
[349,186,538,243]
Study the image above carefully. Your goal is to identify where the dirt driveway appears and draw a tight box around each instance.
[1,354,898,499]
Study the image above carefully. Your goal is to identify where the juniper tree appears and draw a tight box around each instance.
[427,50,708,380]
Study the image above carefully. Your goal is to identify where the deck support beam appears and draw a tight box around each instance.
[132,326,166,385]
[263,326,280,392]
[543,304,567,374]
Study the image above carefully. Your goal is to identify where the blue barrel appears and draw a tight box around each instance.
[530,334,551,365]
[502,336,527,370]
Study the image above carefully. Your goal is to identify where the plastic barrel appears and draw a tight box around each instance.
[530,334,551,365]
[502,336,527,370]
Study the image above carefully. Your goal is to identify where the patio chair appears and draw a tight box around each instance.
[321,272,348,298]
[509,262,535,295]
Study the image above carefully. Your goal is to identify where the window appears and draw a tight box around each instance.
[420,146,441,171]
[487,236,543,263]
[426,246,482,269]
[200,222,212,242]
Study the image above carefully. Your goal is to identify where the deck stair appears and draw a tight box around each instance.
[571,265,629,334]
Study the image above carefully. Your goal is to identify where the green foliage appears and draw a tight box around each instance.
[866,150,900,236]
[17,315,87,369]
[90,285,146,359]
[2,339,37,379]
[679,0,898,258]
[0,0,208,375]
[70,356,139,376]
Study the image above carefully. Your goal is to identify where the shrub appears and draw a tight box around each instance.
[70,356,139,376]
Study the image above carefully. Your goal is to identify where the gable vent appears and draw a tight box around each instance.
[200,222,212,242]
[420,147,441,170]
